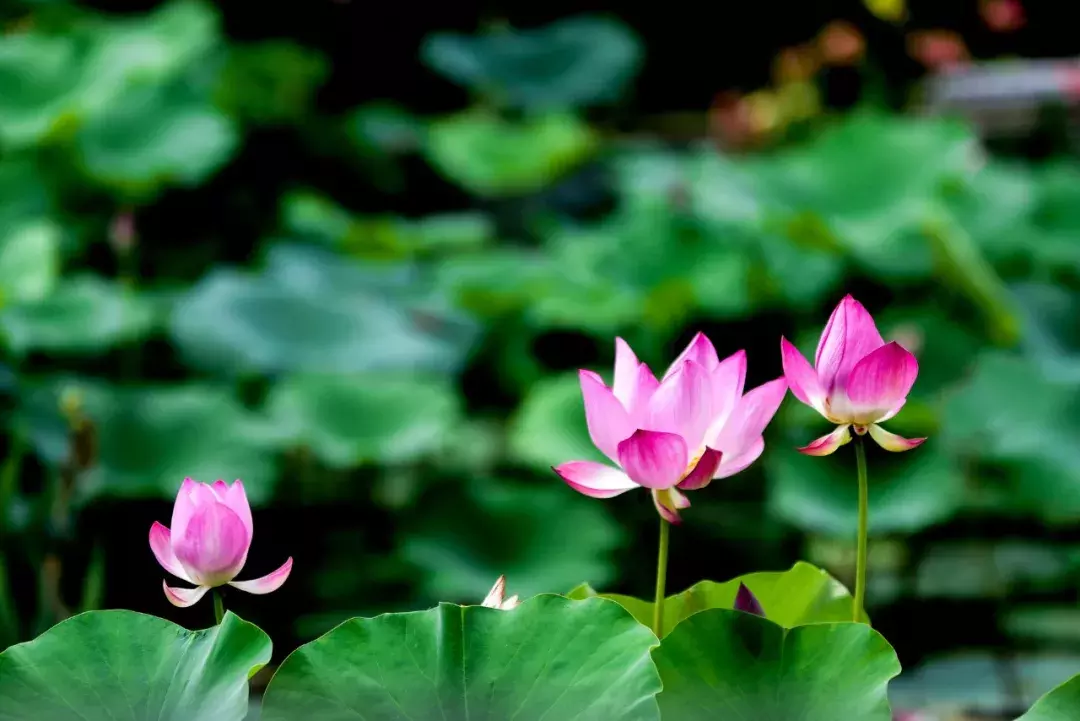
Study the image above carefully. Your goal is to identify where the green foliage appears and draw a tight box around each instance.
[1019,674,1080,720]
[421,16,642,110]
[767,440,963,536]
[653,610,901,720]
[169,244,477,375]
[402,480,623,600]
[20,380,279,502]
[1,275,156,355]
[0,610,270,721]
[425,112,596,196]
[260,596,661,721]
[0,5,1079,717]
[265,373,461,467]
[568,562,867,636]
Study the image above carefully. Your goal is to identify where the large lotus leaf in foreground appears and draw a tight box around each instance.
[260,594,661,721]
[653,608,901,720]
[0,610,270,721]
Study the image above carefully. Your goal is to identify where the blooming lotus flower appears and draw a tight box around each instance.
[734,583,765,617]
[149,478,293,607]
[781,295,925,456]
[480,575,520,610]
[554,334,788,523]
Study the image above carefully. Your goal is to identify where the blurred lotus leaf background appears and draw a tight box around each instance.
[1,0,1079,717]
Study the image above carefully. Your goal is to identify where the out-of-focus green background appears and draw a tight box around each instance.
[0,0,1078,715]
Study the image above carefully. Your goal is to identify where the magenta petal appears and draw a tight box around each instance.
[580,369,634,463]
[170,477,199,542]
[734,583,766,617]
[868,424,926,452]
[710,350,747,430]
[149,522,192,583]
[814,295,885,395]
[647,359,713,448]
[663,332,720,380]
[172,502,250,586]
[651,487,690,524]
[617,430,688,490]
[781,337,826,412]
[627,363,660,426]
[846,342,919,422]
[677,447,723,490]
[221,480,253,541]
[713,377,788,457]
[713,436,765,479]
[612,338,641,408]
[554,461,639,498]
[229,557,293,595]
[798,425,853,456]
[163,581,210,608]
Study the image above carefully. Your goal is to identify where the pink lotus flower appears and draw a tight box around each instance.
[781,295,925,456]
[554,334,787,523]
[149,478,293,608]
[480,575,520,610]
[734,582,765,617]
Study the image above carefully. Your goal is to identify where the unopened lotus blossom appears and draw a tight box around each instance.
[734,583,765,617]
[150,478,293,607]
[480,575,520,610]
[554,334,788,523]
[781,295,925,456]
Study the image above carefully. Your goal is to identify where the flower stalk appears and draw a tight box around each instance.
[854,434,869,623]
[652,517,670,637]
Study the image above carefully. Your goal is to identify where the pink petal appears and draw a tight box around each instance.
[627,363,660,426]
[481,575,507,608]
[617,430,688,490]
[170,477,199,543]
[663,332,720,380]
[781,337,826,412]
[846,342,919,423]
[868,424,926,452]
[713,436,765,479]
[612,338,641,408]
[172,502,250,586]
[580,369,634,463]
[814,295,885,396]
[219,480,253,541]
[677,447,723,490]
[163,581,210,608]
[651,487,690,524]
[554,461,639,498]
[149,522,192,583]
[188,481,219,507]
[713,377,788,457]
[647,359,713,449]
[798,424,853,456]
[229,557,293,595]
[710,350,747,431]
[877,400,906,423]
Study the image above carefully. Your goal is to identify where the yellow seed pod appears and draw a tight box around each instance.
[863,0,907,23]
[743,90,783,135]
[776,81,822,123]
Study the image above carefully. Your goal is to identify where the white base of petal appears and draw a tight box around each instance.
[163,581,210,608]
[868,424,926,452]
[228,557,293,595]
